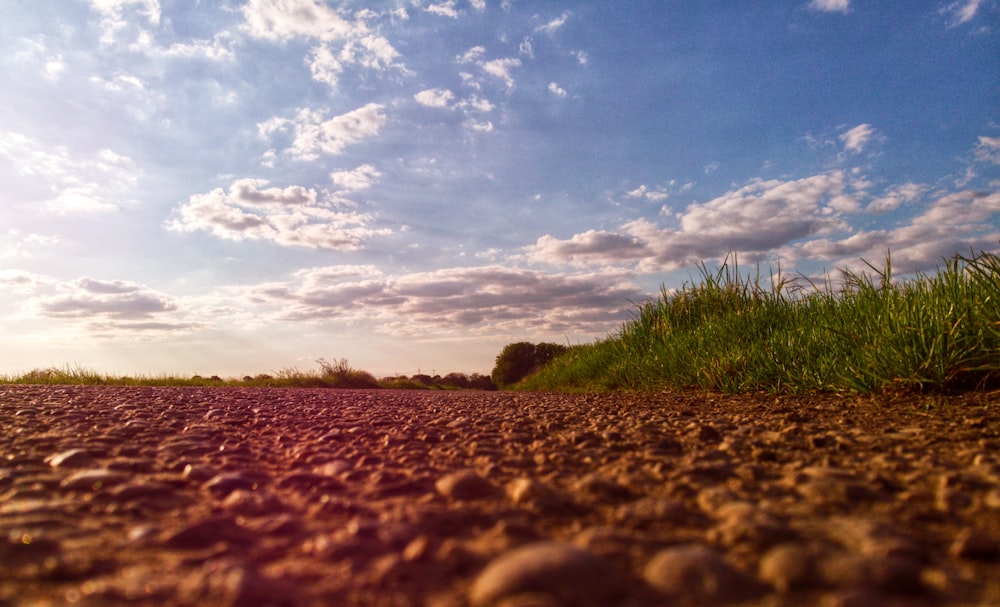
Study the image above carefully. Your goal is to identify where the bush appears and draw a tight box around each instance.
[316,357,379,389]
[491,342,568,388]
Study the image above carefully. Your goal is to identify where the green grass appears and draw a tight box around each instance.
[0,364,361,388]
[0,360,496,390]
[520,249,1000,394]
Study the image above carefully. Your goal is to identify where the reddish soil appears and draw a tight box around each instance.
[1,385,998,606]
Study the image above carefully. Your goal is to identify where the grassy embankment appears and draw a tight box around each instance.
[519,250,1000,394]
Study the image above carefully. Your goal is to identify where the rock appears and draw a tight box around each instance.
[60,468,128,491]
[469,541,626,607]
[205,473,259,498]
[642,544,764,603]
[436,470,499,501]
[45,449,96,469]
[506,478,574,511]
[758,543,820,592]
[222,489,285,516]
[182,463,217,482]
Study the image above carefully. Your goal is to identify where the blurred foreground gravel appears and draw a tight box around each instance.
[1,385,998,606]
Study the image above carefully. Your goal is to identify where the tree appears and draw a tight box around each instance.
[491,341,567,388]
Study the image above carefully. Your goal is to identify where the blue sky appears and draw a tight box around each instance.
[1,0,998,378]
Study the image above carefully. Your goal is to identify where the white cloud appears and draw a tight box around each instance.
[137,32,236,61]
[0,231,60,261]
[306,35,403,90]
[839,123,876,154]
[10,273,201,338]
[425,1,459,18]
[974,136,1000,164]
[464,119,494,133]
[167,178,390,250]
[88,0,161,46]
[627,185,668,202]
[242,0,354,42]
[33,278,175,320]
[527,172,851,270]
[0,132,136,214]
[260,103,388,161]
[0,269,55,294]
[243,0,404,90]
[519,36,534,58]
[866,182,926,213]
[457,96,495,113]
[573,50,589,66]
[548,82,567,97]
[342,35,402,71]
[784,188,1000,275]
[414,88,456,108]
[42,55,67,81]
[308,45,344,88]
[536,11,570,34]
[481,57,521,89]
[331,164,381,191]
[469,0,487,11]
[457,46,486,64]
[943,0,982,25]
[808,0,850,13]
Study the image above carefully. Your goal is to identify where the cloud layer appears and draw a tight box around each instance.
[166,178,389,250]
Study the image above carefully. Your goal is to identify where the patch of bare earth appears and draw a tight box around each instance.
[1,385,998,606]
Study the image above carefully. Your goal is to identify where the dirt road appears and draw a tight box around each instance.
[1,385,998,606]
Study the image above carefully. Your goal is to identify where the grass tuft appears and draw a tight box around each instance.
[520,249,1000,394]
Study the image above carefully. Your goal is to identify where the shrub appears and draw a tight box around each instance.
[316,357,379,389]
[491,341,568,388]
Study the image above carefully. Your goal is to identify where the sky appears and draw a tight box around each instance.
[1,0,998,379]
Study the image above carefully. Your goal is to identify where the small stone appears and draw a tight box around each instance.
[643,544,764,603]
[182,463,216,482]
[470,541,625,607]
[506,478,574,511]
[221,489,284,516]
[60,469,128,491]
[758,543,819,592]
[436,470,499,501]
[205,473,258,498]
[45,449,96,469]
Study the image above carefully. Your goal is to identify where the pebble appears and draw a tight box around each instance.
[205,473,259,498]
[506,478,574,511]
[758,542,819,592]
[45,449,96,469]
[435,470,499,501]
[469,541,625,607]
[2,385,998,607]
[642,544,764,603]
[60,468,128,491]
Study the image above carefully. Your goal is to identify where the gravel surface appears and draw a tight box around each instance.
[1,385,998,606]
